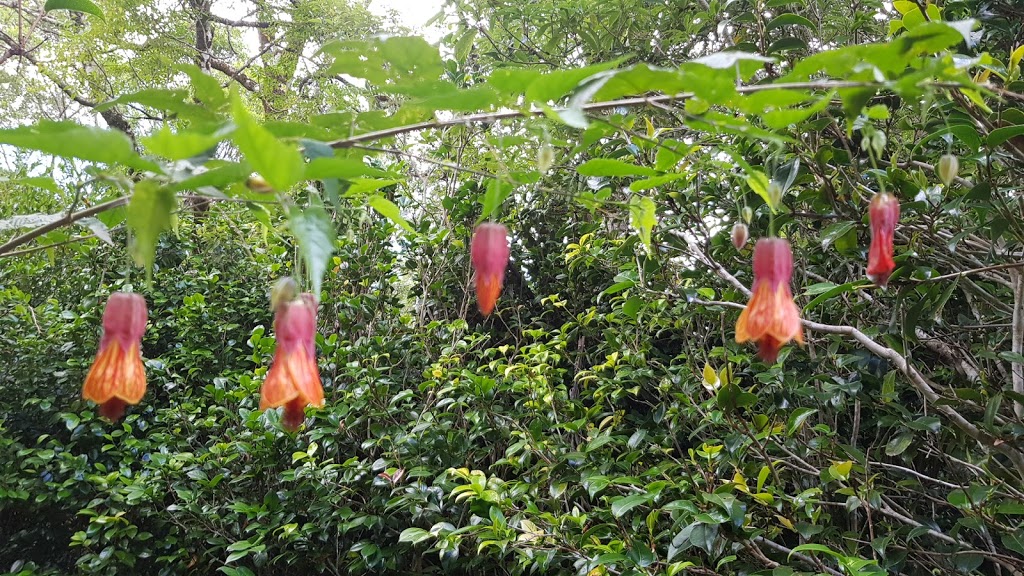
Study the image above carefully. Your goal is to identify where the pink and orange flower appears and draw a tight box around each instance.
[260,292,324,430]
[82,292,148,421]
[866,192,900,287]
[471,222,510,316]
[735,238,804,363]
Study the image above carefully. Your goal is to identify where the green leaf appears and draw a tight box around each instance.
[745,169,775,210]
[323,36,443,85]
[344,179,403,196]
[44,0,103,19]
[762,93,832,129]
[611,493,654,518]
[231,90,305,191]
[691,51,773,70]
[803,279,870,311]
[767,37,809,53]
[767,13,816,30]
[366,195,413,233]
[788,543,841,559]
[629,173,689,192]
[288,204,336,298]
[0,121,155,171]
[578,159,659,177]
[819,221,856,251]
[629,196,657,254]
[988,125,1024,149]
[529,59,629,103]
[885,431,914,456]
[786,408,817,435]
[127,181,176,281]
[481,179,514,221]
[96,89,212,120]
[169,161,251,192]
[142,126,223,160]
[398,527,433,544]
[177,64,228,108]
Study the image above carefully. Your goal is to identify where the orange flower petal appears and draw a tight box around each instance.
[82,342,147,405]
[475,273,503,316]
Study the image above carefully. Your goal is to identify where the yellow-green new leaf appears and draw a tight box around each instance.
[127,181,176,281]
[231,90,304,191]
[367,195,414,233]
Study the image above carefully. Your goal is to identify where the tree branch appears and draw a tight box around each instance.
[326,80,967,149]
[209,58,259,92]
[0,197,129,256]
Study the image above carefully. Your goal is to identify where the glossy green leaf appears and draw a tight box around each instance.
[611,493,654,518]
[578,159,659,177]
[629,196,657,253]
[767,13,815,30]
[44,0,103,19]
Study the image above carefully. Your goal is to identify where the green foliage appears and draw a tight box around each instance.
[3,0,1024,574]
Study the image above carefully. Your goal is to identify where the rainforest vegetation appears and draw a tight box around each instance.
[2,0,1024,574]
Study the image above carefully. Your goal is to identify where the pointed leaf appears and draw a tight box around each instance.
[127,181,176,280]
[288,204,336,298]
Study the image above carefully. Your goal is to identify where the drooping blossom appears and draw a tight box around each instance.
[866,192,900,287]
[735,237,804,363]
[470,222,510,316]
[82,292,148,421]
[260,292,324,430]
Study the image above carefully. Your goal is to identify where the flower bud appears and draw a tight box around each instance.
[937,154,959,186]
[246,175,274,194]
[537,143,555,174]
[270,276,299,312]
[766,181,783,210]
[741,206,753,224]
[731,222,749,250]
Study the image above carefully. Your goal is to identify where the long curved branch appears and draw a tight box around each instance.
[0,197,128,256]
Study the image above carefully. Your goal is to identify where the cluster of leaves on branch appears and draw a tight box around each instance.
[3,0,1024,575]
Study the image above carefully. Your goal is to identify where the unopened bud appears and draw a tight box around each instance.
[731,222,749,250]
[937,154,959,186]
[537,143,555,174]
[741,206,753,224]
[246,175,274,194]
[766,182,783,209]
[270,277,299,312]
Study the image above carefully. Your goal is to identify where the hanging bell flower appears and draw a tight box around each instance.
[260,291,324,431]
[82,292,148,421]
[470,222,510,316]
[866,192,900,288]
[735,238,804,363]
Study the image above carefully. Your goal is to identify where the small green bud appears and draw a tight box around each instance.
[937,154,959,186]
[270,277,299,312]
[536,143,555,174]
